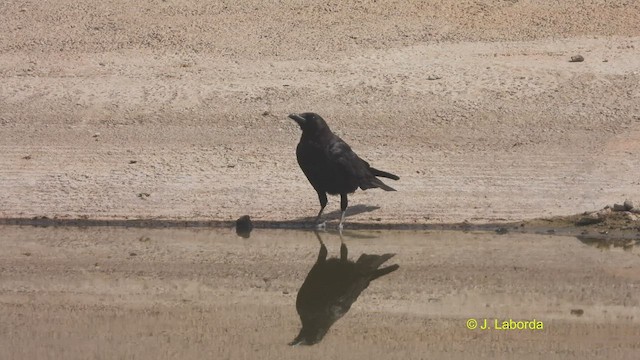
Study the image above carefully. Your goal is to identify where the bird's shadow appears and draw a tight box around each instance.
[293,204,380,222]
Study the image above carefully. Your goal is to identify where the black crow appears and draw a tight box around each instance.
[289,112,399,229]
[289,232,399,346]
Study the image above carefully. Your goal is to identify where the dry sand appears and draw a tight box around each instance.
[1,0,639,225]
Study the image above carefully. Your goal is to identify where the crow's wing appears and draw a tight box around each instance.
[327,140,369,179]
[327,140,395,191]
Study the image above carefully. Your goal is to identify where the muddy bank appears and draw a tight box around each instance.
[1,203,638,241]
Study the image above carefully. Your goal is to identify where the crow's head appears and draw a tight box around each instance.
[288,322,331,346]
[289,112,330,135]
[289,300,345,346]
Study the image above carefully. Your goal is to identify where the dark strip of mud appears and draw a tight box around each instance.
[0,216,517,231]
[1,215,638,240]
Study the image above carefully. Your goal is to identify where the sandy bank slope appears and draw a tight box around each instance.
[1,1,639,223]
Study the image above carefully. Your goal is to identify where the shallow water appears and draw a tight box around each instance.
[1,226,639,359]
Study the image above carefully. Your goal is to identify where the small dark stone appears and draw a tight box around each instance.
[570,309,584,316]
[623,199,634,211]
[570,55,584,62]
[236,215,253,238]
[613,203,626,211]
[137,193,150,199]
[129,160,138,164]
[22,155,32,160]
[129,252,137,257]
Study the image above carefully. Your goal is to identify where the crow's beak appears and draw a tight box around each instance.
[288,336,306,346]
[288,113,306,126]
[289,331,311,346]
[288,339,311,346]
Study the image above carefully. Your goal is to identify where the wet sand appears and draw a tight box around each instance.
[1,226,639,359]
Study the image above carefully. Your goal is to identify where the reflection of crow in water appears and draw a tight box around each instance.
[290,232,399,346]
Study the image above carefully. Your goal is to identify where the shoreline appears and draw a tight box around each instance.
[1,213,637,241]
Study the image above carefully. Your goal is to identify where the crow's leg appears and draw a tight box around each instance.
[313,229,325,245]
[339,232,348,262]
[314,191,328,229]
[338,193,348,231]
[313,230,328,263]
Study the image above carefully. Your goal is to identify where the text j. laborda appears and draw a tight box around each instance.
[466,318,544,330]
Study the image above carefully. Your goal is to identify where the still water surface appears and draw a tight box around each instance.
[1,226,639,359]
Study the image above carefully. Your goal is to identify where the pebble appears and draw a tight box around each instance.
[623,199,634,211]
[570,55,584,62]
[612,203,627,211]
[570,309,584,316]
[596,207,611,218]
[236,215,253,238]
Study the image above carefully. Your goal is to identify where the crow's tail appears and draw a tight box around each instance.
[370,167,400,181]
[371,264,400,281]
[355,253,399,281]
[361,177,396,191]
